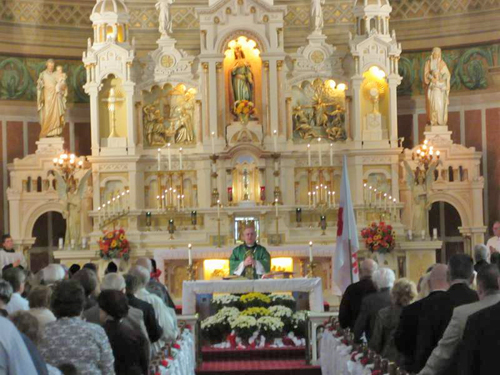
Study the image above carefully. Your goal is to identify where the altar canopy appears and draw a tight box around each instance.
[181,278,324,315]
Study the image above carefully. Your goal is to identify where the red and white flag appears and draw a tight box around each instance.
[333,155,359,295]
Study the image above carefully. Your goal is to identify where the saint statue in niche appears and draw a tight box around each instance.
[230,46,254,116]
[37,59,68,138]
[424,47,451,127]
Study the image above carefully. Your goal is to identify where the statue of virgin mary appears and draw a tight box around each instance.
[230,46,254,109]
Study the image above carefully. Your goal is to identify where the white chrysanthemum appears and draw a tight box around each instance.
[257,316,284,331]
[212,294,240,305]
[270,293,295,302]
[269,305,293,319]
[230,315,258,330]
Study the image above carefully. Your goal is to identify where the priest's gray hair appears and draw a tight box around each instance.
[474,244,489,262]
[101,273,126,292]
[0,279,13,305]
[42,264,66,285]
[135,257,152,272]
[373,267,396,290]
[128,265,150,287]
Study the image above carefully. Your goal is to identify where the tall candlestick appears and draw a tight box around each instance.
[307,144,311,167]
[275,198,279,217]
[317,138,322,167]
[157,148,161,171]
[167,143,172,170]
[308,192,312,207]
[327,191,331,207]
[363,183,367,205]
[156,195,160,209]
[383,193,387,211]
[369,186,373,204]
[217,199,221,219]
[179,148,183,170]
[177,195,181,211]
[393,198,397,218]
[330,143,333,166]
[273,130,278,152]
[211,131,215,154]
[332,191,336,207]
[309,241,313,262]
[188,243,192,266]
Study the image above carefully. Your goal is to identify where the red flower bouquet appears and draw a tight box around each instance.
[97,229,130,261]
[361,222,395,254]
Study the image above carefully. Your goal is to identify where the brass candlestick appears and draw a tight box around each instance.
[217,218,221,248]
[187,263,197,281]
[307,261,317,278]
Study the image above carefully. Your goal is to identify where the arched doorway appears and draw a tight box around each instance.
[30,211,66,273]
[428,201,464,263]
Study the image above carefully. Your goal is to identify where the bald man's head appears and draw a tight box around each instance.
[360,259,378,279]
[429,264,449,292]
[135,257,152,272]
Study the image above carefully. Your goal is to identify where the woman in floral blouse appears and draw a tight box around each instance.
[39,280,115,375]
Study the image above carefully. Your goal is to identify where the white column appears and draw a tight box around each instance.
[88,86,100,156]
[22,121,28,157]
[388,80,399,141]
[267,58,279,135]
[350,78,363,141]
[69,122,75,153]
[207,61,219,137]
[123,84,136,154]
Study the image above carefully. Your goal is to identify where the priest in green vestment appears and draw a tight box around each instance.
[229,226,271,279]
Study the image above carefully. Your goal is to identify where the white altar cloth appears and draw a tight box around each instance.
[181,278,324,315]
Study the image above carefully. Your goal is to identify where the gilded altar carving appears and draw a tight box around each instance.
[291,78,347,142]
[142,83,196,147]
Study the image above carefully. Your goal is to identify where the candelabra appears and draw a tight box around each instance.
[413,139,440,171]
[97,189,131,230]
[52,152,85,181]
[363,183,397,222]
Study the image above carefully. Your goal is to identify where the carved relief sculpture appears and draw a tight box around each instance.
[292,79,346,142]
[37,59,68,138]
[424,47,451,126]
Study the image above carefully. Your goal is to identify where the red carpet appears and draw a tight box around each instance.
[196,346,321,375]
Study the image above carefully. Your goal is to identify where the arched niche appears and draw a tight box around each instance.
[428,200,465,262]
[99,74,127,139]
[31,211,66,273]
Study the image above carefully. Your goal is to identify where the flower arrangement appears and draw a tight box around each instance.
[241,307,271,320]
[212,294,241,311]
[97,229,130,260]
[233,100,255,124]
[240,292,271,308]
[269,293,296,310]
[361,222,395,254]
[291,310,308,337]
[269,305,293,331]
[229,315,258,341]
[201,307,240,343]
[257,316,284,340]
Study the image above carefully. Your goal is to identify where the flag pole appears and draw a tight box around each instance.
[348,238,354,284]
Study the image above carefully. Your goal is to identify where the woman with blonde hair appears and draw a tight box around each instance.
[369,278,418,365]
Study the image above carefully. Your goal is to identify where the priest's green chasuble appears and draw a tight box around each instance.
[229,244,271,279]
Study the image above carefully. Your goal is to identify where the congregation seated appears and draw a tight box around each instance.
[369,277,417,366]
[0,279,13,317]
[338,259,378,330]
[3,266,29,314]
[39,279,115,374]
[72,268,99,310]
[128,265,178,353]
[0,315,39,373]
[135,257,176,309]
[82,272,149,345]
[124,273,163,344]
[353,267,395,343]
[98,289,150,375]
[28,285,56,327]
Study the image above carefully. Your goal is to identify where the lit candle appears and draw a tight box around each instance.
[217,199,221,219]
[327,191,331,207]
[156,195,160,209]
[369,186,373,204]
[188,243,192,266]
[181,194,185,210]
[309,241,313,262]
[275,198,279,217]
[363,183,367,205]
[433,228,438,240]
[167,143,172,170]
[177,195,181,211]
[312,191,316,206]
[157,148,161,171]
[211,131,215,154]
[179,148,183,170]
[318,138,322,167]
[332,191,336,207]
[383,193,387,211]
[330,143,333,166]
[308,192,312,207]
[307,144,311,167]
[393,198,397,218]
[273,130,278,152]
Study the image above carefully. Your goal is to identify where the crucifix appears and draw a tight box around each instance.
[102,88,125,138]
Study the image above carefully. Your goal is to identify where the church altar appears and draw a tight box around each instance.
[181,278,324,315]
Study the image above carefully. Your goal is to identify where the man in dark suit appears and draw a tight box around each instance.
[339,259,378,330]
[124,273,163,344]
[460,298,500,375]
[395,264,446,372]
[473,244,489,273]
[413,254,478,373]
[353,267,395,343]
